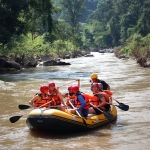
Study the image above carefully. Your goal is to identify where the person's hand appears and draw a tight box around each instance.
[76,79,80,81]
[63,105,67,109]
[62,102,67,107]
[64,93,68,96]
[71,99,75,104]
[76,108,83,116]
[77,108,81,113]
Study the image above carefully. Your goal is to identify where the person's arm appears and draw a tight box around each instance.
[62,93,68,98]
[96,94,106,108]
[104,90,113,103]
[77,95,86,110]
[29,95,41,108]
[76,79,80,88]
[58,92,66,106]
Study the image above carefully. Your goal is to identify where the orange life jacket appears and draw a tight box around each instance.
[48,89,61,106]
[104,90,113,96]
[66,93,77,107]
[74,93,90,110]
[90,92,110,110]
[33,93,50,107]
[103,90,113,103]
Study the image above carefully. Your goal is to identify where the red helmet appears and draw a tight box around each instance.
[48,82,55,87]
[91,82,98,87]
[72,86,79,93]
[68,86,72,91]
[40,85,49,93]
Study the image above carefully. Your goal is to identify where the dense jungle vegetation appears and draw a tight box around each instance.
[0,0,150,67]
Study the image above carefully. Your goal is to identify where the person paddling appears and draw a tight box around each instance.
[88,83,110,114]
[65,86,77,109]
[67,86,90,117]
[97,83,113,104]
[29,85,49,108]
[48,82,66,112]
[62,79,80,108]
[62,79,80,98]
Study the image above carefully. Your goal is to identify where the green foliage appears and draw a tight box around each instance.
[120,47,132,56]
[51,39,75,58]
[1,0,150,62]
[59,0,85,34]
[0,0,54,45]
[120,33,150,66]
[0,0,27,45]
[0,34,48,56]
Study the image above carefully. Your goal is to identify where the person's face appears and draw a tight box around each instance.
[68,89,72,93]
[91,86,98,93]
[71,91,76,95]
[49,85,55,91]
[92,78,97,82]
[43,90,48,94]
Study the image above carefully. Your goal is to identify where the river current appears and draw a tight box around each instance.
[0,52,150,150]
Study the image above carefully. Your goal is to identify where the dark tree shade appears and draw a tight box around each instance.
[0,0,27,45]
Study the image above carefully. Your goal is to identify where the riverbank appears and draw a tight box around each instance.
[1,49,149,75]
[114,47,150,67]
[0,51,93,74]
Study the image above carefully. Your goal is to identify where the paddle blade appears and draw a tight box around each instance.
[116,104,129,111]
[9,115,22,123]
[103,110,114,120]
[18,104,31,110]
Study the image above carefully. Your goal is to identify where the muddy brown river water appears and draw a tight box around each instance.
[0,52,150,150]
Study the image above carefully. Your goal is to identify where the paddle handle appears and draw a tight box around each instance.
[90,103,113,120]
[69,101,81,117]
[68,100,87,125]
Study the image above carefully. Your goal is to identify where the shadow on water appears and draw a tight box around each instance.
[29,120,117,139]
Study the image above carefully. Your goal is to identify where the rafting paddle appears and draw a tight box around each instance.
[9,100,54,123]
[90,103,113,121]
[9,112,29,123]
[113,99,129,111]
[19,104,31,110]
[69,101,87,126]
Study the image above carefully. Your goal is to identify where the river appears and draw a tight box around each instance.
[0,52,150,150]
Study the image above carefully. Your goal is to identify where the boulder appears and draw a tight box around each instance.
[25,57,37,67]
[0,58,6,68]
[40,55,52,61]
[84,54,94,57]
[37,60,71,66]
[57,61,71,65]
[43,60,57,66]
[5,61,20,70]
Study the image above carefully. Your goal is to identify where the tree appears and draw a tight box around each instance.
[60,0,85,34]
[0,0,27,45]
[0,0,55,47]
[24,0,54,41]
